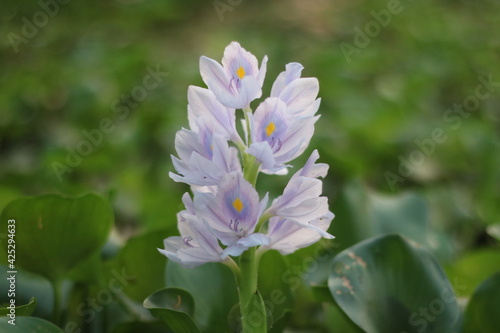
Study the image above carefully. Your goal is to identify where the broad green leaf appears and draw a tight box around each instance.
[258,250,294,323]
[166,261,238,333]
[445,249,500,296]
[332,181,451,261]
[0,194,113,283]
[329,234,460,333]
[462,272,500,333]
[144,287,200,333]
[0,316,64,332]
[111,230,171,302]
[323,302,365,333]
[0,297,36,317]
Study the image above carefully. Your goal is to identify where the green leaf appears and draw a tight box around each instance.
[242,291,268,333]
[0,194,113,283]
[0,297,36,317]
[166,261,238,332]
[329,234,460,333]
[144,287,200,333]
[462,272,500,333]
[332,181,451,260]
[445,249,500,296]
[258,250,294,324]
[0,316,64,332]
[111,230,171,302]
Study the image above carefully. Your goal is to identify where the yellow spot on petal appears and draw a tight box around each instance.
[232,198,244,212]
[236,66,245,79]
[265,122,276,137]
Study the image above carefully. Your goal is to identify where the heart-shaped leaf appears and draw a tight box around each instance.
[0,194,113,283]
[462,272,500,333]
[0,316,64,332]
[144,287,200,333]
[329,234,460,333]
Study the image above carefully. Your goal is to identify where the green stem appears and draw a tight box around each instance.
[52,280,62,326]
[243,153,260,187]
[237,247,262,332]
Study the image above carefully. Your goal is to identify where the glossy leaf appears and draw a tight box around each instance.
[0,316,64,332]
[462,272,500,333]
[166,261,238,332]
[144,287,200,333]
[0,194,113,283]
[111,230,171,302]
[0,297,36,317]
[329,234,460,333]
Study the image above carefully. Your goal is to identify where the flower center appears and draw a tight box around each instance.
[232,198,244,212]
[236,66,245,79]
[265,122,276,137]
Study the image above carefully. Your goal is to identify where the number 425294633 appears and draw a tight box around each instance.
[7,219,15,270]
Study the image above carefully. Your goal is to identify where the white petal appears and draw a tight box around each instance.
[271,62,304,97]
[278,78,319,115]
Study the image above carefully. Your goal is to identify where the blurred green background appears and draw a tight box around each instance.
[1,0,500,331]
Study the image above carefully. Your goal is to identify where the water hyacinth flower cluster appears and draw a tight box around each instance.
[159,41,334,331]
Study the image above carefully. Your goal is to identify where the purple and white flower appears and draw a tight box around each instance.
[200,42,268,109]
[187,86,242,143]
[246,97,319,173]
[158,194,225,268]
[264,150,334,238]
[194,172,270,257]
[169,123,241,186]
[162,42,334,268]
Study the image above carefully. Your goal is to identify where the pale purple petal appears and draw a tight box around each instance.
[187,86,240,142]
[271,62,304,97]
[221,233,270,258]
[170,128,242,186]
[199,56,230,96]
[292,149,329,180]
[265,213,334,255]
[194,172,261,244]
[257,55,268,87]
[158,214,225,268]
[278,78,319,115]
[246,141,277,171]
